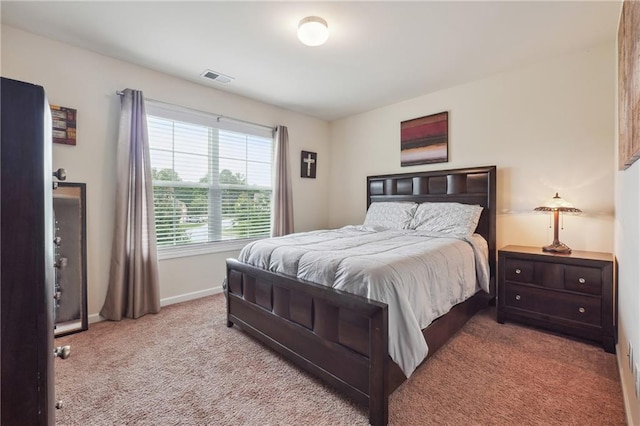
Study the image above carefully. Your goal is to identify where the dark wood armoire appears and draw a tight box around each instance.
[1,77,56,425]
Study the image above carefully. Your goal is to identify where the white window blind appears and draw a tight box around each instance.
[146,101,273,250]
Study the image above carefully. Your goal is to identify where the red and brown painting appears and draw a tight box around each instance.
[401,111,448,166]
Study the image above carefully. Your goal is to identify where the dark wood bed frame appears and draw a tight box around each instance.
[225,165,497,425]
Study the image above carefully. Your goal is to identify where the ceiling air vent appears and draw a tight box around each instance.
[200,69,234,84]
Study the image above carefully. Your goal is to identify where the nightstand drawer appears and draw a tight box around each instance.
[504,283,601,326]
[504,258,534,283]
[565,265,602,295]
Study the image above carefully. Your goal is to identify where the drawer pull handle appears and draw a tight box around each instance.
[515,269,521,274]
[578,307,585,313]
[53,345,71,359]
[578,278,586,284]
[515,294,521,301]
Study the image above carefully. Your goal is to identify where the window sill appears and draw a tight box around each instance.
[157,239,259,260]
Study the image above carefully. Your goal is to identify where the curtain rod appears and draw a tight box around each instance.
[116,90,275,133]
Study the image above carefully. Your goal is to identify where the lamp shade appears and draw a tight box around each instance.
[297,16,329,47]
[534,193,581,213]
[534,193,581,254]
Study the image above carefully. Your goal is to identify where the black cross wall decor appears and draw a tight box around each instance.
[301,150,317,179]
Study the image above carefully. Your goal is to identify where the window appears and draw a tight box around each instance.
[146,101,273,253]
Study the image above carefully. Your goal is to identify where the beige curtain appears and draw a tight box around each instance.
[271,125,294,236]
[100,89,160,320]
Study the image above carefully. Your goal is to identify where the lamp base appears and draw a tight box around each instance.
[542,241,572,254]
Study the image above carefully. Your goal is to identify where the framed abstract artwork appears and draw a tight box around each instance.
[401,111,448,167]
[618,0,640,170]
[301,150,317,178]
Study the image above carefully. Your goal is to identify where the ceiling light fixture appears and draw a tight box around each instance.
[297,16,329,47]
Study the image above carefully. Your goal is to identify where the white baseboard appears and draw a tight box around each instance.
[88,313,102,324]
[87,286,223,325]
[616,342,637,426]
[160,286,223,307]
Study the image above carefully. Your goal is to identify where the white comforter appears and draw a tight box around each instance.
[238,225,490,377]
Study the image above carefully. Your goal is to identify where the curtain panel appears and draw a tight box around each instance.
[100,89,160,320]
[271,125,294,236]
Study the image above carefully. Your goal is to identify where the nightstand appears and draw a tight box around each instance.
[497,245,616,353]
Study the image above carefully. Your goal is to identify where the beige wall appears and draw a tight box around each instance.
[1,25,331,319]
[328,43,616,255]
[614,30,640,426]
[614,159,640,424]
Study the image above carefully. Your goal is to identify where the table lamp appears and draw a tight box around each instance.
[534,193,581,254]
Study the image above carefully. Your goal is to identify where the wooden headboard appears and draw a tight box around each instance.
[366,165,497,291]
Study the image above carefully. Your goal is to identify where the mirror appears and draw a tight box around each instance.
[53,182,87,336]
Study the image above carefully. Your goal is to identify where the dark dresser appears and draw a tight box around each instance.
[1,77,68,425]
[497,245,616,353]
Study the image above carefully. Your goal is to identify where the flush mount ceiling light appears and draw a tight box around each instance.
[297,16,329,47]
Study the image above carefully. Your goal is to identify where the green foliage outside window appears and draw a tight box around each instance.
[152,168,271,246]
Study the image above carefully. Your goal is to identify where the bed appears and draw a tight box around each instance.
[225,165,496,425]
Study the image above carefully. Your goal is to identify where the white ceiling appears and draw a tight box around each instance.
[1,1,621,121]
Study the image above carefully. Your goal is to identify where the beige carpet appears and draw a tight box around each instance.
[54,294,625,425]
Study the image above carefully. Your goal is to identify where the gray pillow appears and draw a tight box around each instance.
[410,202,483,235]
[363,202,418,230]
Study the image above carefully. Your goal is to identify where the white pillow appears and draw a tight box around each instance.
[363,202,417,230]
[410,202,483,236]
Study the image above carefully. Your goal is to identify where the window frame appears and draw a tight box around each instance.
[145,100,274,258]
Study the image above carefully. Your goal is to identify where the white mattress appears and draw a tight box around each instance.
[238,225,490,377]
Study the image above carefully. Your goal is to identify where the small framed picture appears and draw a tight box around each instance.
[301,151,317,179]
[50,105,77,146]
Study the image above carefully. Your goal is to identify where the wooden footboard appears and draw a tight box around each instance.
[226,258,390,426]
